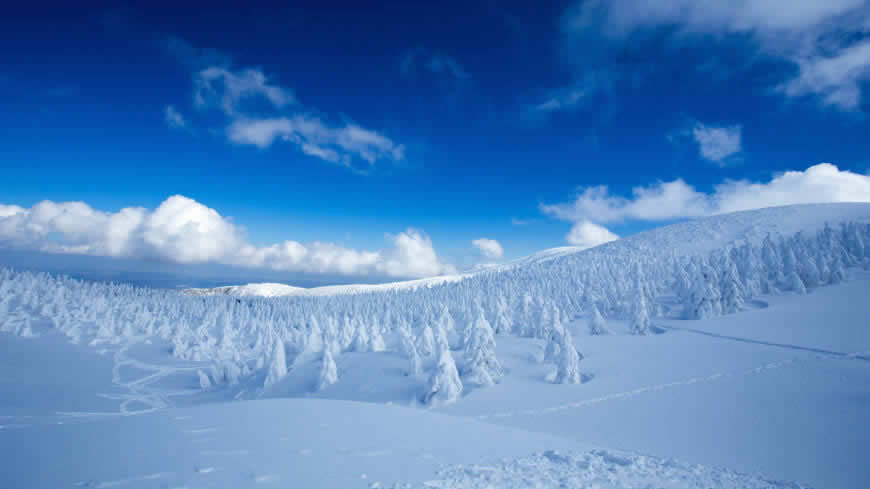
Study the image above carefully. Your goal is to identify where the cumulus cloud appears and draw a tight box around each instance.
[166,38,403,171]
[0,205,25,218]
[472,238,504,259]
[566,220,620,249]
[542,163,870,242]
[565,0,870,109]
[691,122,742,164]
[164,105,188,130]
[0,196,454,279]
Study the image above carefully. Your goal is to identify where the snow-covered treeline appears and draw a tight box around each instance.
[1,218,868,404]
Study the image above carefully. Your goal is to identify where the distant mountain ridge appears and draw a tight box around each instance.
[182,203,870,298]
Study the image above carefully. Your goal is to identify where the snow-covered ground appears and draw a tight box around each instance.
[2,203,870,488]
[181,274,468,298]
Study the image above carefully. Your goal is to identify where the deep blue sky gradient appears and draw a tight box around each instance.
[1,2,868,267]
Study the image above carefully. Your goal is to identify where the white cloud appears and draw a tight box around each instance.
[166,38,403,171]
[779,39,870,109]
[379,230,455,278]
[535,89,586,112]
[194,67,293,116]
[565,0,870,109]
[714,163,870,214]
[570,0,865,35]
[226,116,404,169]
[472,238,504,259]
[164,105,188,130]
[532,72,610,113]
[541,179,708,223]
[542,163,870,241]
[0,205,25,218]
[566,220,619,249]
[0,196,453,279]
[691,123,742,164]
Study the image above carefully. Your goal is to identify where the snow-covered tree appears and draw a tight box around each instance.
[551,330,582,384]
[398,325,423,376]
[629,277,651,335]
[587,305,609,335]
[418,324,436,357]
[350,317,370,352]
[719,255,745,314]
[197,369,212,390]
[264,338,287,387]
[543,307,564,363]
[317,346,338,391]
[369,321,386,352]
[687,266,721,320]
[437,305,458,347]
[463,313,503,386]
[423,335,463,405]
[491,295,512,334]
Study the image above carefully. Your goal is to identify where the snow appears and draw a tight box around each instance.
[182,282,308,297]
[181,203,870,298]
[2,203,870,488]
[182,275,468,297]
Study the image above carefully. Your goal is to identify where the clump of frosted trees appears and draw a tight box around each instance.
[0,220,867,403]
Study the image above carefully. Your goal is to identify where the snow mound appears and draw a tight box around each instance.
[183,282,307,297]
[181,274,467,297]
[407,449,813,489]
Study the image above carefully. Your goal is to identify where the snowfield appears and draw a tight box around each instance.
[2,203,870,488]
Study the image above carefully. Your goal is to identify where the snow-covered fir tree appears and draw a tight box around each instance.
[551,330,582,384]
[423,327,463,405]
[629,279,651,335]
[543,307,564,363]
[418,324,436,357]
[462,312,503,387]
[264,338,287,388]
[317,344,338,391]
[587,305,609,335]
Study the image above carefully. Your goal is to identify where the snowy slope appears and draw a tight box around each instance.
[181,203,870,298]
[0,396,811,489]
[182,274,468,297]
[182,282,309,297]
[2,203,870,489]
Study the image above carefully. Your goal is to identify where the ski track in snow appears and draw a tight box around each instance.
[58,336,202,419]
[659,324,870,361]
[478,342,870,420]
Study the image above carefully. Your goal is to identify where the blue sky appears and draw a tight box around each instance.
[2,1,870,283]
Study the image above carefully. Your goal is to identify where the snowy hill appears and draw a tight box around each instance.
[181,282,308,297]
[2,203,870,488]
[181,203,870,298]
[181,274,467,297]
